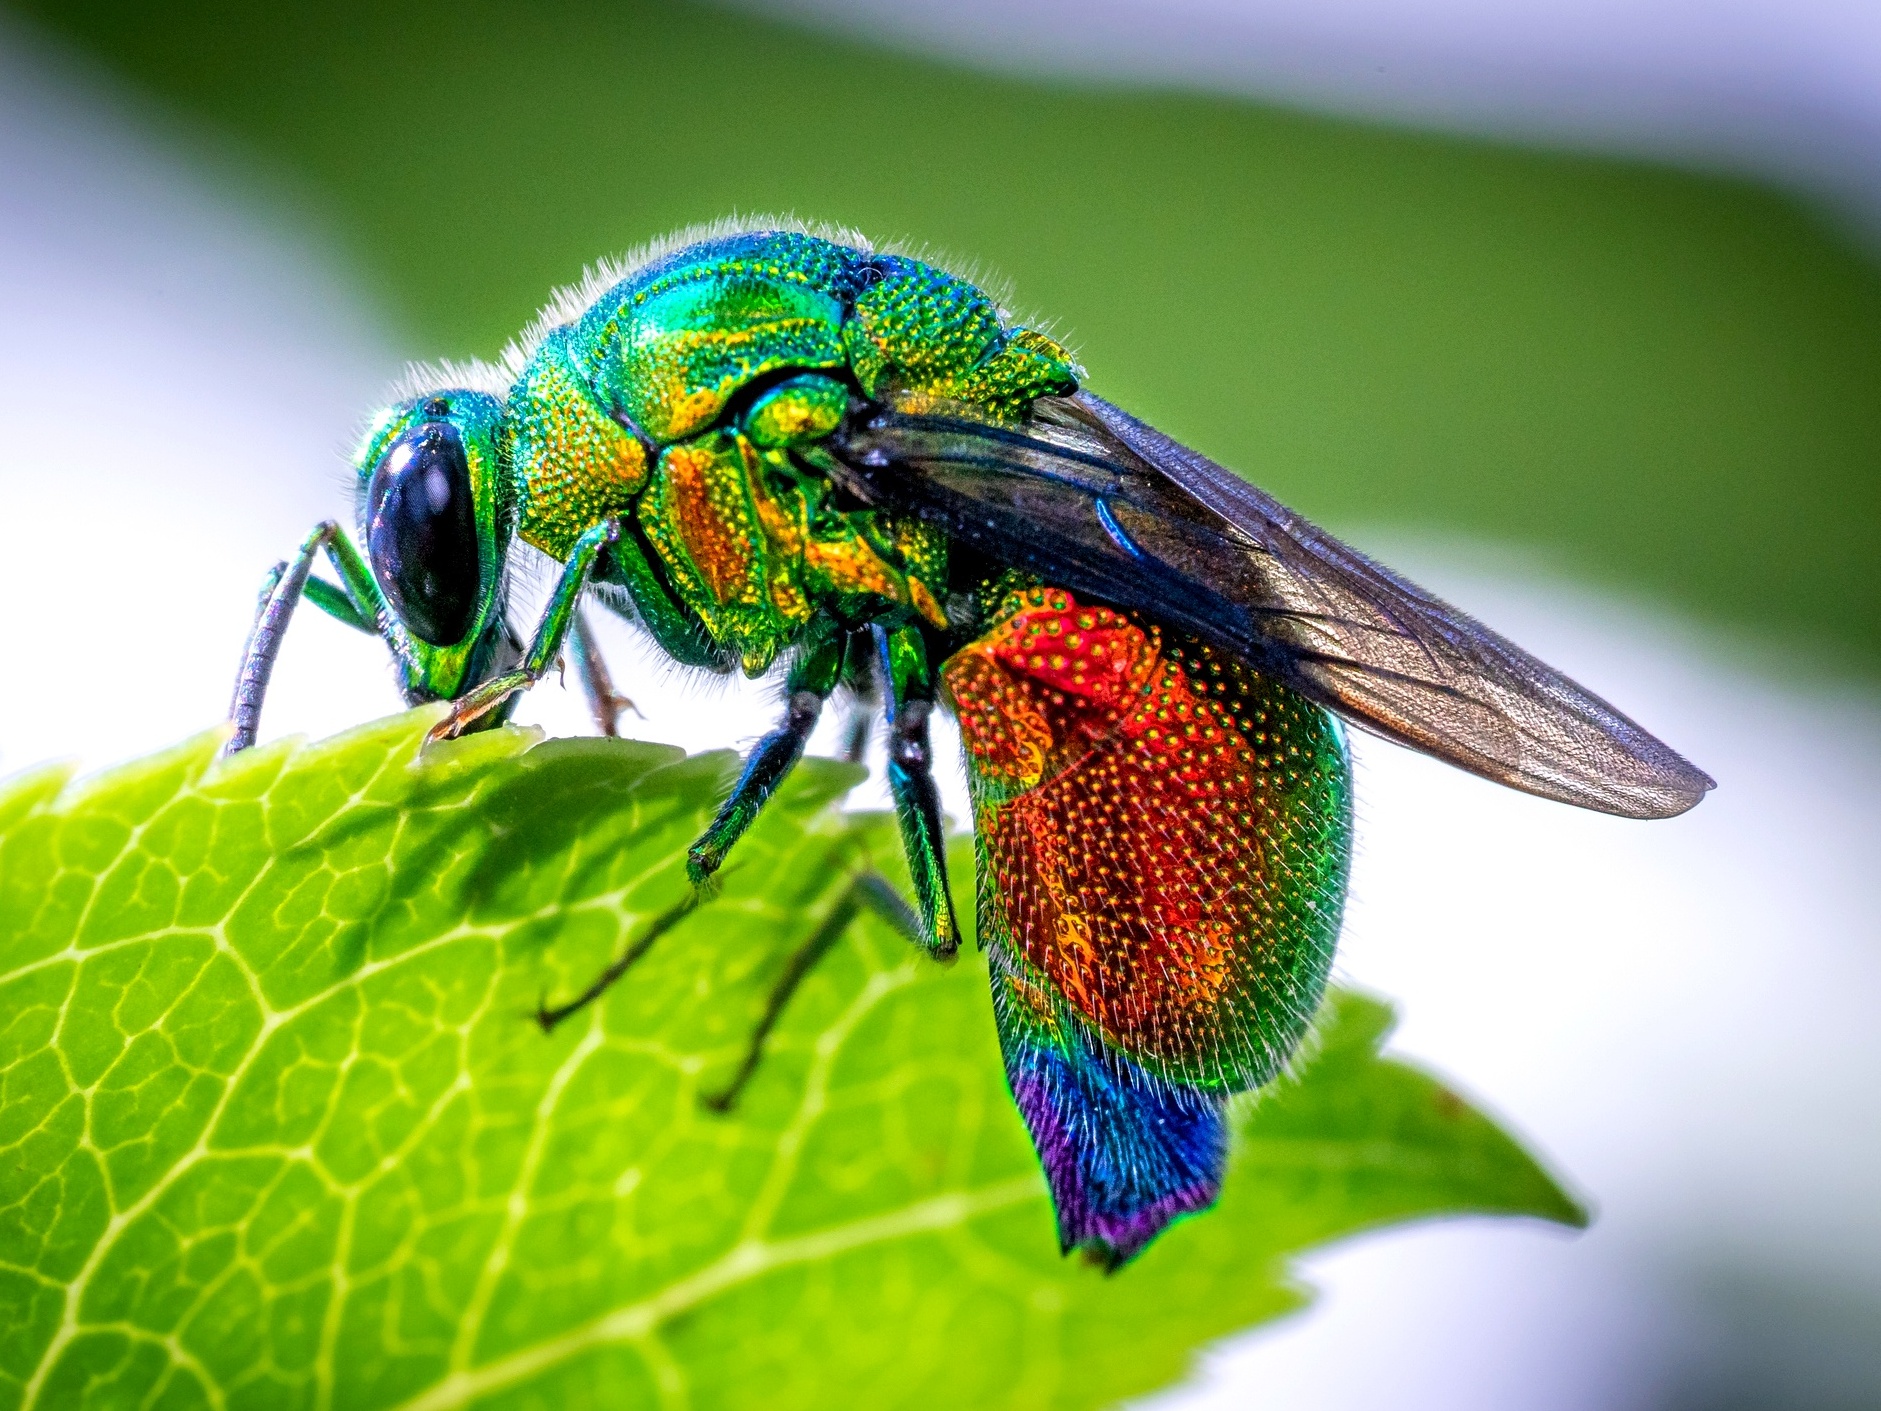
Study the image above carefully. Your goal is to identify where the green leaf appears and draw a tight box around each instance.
[0,714,1583,1411]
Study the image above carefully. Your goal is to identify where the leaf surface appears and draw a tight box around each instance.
[0,714,1582,1410]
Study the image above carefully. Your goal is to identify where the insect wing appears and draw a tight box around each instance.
[832,393,1714,820]
[943,584,1351,1262]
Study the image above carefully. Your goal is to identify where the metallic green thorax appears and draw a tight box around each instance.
[498,230,1079,674]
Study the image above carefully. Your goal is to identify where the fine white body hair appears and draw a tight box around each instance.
[386,213,1051,415]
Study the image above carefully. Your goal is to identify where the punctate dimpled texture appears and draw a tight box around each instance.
[580,231,854,445]
[507,329,649,562]
[943,584,1352,1261]
[0,715,1576,1410]
[511,229,1079,621]
[947,585,1352,1091]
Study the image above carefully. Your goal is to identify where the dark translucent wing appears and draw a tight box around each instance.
[827,391,1714,819]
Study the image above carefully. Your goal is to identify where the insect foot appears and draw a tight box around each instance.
[423,669,534,746]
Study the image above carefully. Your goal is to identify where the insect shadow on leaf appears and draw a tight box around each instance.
[383,736,704,927]
[534,859,924,1113]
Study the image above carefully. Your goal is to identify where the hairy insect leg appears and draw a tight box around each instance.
[534,890,703,1032]
[685,618,845,885]
[702,872,925,1112]
[569,602,640,737]
[225,519,387,755]
[874,623,963,958]
[427,519,618,744]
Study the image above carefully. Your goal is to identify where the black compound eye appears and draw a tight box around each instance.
[366,423,481,646]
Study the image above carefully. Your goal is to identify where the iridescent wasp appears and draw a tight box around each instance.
[226,223,1711,1264]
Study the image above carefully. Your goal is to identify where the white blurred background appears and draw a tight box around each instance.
[1,9,1878,1409]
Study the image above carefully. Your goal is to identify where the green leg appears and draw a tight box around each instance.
[225,520,389,755]
[304,575,375,633]
[426,520,618,743]
[875,623,963,959]
[589,521,727,671]
[701,872,925,1112]
[686,618,845,884]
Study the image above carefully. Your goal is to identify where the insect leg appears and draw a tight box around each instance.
[589,524,728,672]
[225,519,389,755]
[427,519,617,743]
[701,872,923,1112]
[832,629,879,763]
[303,576,375,633]
[569,603,640,737]
[874,623,963,959]
[685,618,845,885]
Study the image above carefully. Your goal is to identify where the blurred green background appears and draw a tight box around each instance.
[16,0,1880,667]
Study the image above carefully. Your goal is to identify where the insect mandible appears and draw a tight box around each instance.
[224,221,1713,1267]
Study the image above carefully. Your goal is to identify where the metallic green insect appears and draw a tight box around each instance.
[227,220,1710,1265]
